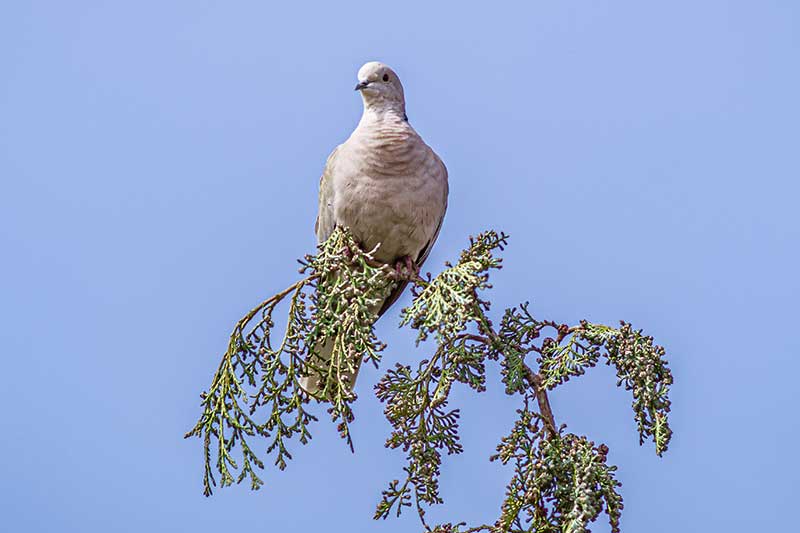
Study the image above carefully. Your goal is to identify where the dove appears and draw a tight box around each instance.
[302,61,449,395]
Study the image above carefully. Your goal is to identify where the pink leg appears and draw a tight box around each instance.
[393,255,419,279]
[404,255,418,276]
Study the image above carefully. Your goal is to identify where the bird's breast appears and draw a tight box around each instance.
[333,130,447,264]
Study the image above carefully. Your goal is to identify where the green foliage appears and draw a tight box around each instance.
[495,308,674,455]
[538,324,602,390]
[400,231,507,344]
[374,232,505,526]
[186,228,674,532]
[301,228,396,448]
[492,408,622,533]
[581,322,673,455]
[184,228,394,494]
[496,304,568,394]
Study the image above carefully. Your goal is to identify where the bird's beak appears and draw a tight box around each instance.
[354,81,370,91]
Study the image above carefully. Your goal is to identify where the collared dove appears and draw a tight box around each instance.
[302,61,449,395]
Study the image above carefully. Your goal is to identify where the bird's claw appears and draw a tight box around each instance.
[393,255,419,280]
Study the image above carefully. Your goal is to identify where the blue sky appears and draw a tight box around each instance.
[1,2,798,531]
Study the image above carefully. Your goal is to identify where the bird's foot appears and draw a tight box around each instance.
[394,255,419,281]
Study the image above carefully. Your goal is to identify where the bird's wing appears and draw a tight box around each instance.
[414,154,449,267]
[378,153,448,317]
[315,145,341,243]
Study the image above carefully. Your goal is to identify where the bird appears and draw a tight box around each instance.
[302,61,449,395]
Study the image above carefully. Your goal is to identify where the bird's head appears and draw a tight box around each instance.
[355,61,406,112]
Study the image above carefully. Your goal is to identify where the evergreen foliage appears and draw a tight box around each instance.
[186,228,672,532]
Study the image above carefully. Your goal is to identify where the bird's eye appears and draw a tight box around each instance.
[382,74,390,82]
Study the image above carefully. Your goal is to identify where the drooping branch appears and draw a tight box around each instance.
[185,227,398,494]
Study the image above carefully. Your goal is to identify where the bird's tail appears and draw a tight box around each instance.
[299,337,363,397]
[299,260,418,399]
[299,279,407,398]
[298,309,376,398]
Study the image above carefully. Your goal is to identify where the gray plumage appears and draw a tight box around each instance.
[303,61,449,395]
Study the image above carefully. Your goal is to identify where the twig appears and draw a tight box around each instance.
[522,365,558,437]
[475,324,558,438]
